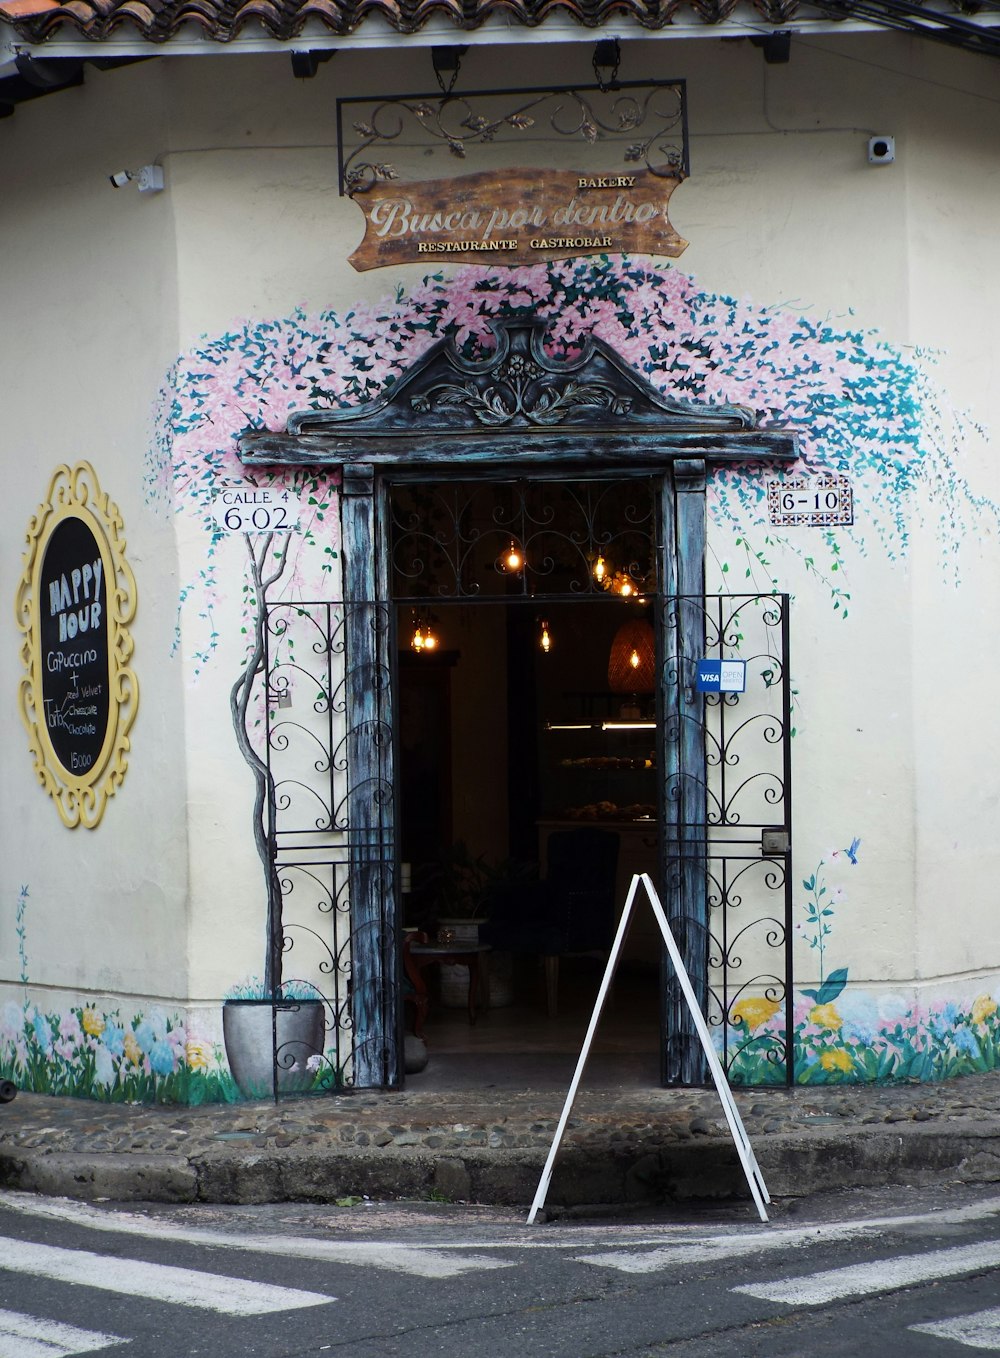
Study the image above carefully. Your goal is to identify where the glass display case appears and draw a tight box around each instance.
[541,718,657,827]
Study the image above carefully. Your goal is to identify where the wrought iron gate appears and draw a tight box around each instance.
[259,597,397,1095]
[661,593,793,1087]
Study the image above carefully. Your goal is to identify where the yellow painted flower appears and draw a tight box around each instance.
[731,997,780,1031]
[81,1008,105,1038]
[971,994,998,1025]
[185,1040,212,1071]
[123,1031,143,1066]
[809,1003,842,1030]
[820,1048,853,1073]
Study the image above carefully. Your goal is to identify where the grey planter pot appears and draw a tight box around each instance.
[222,998,326,1098]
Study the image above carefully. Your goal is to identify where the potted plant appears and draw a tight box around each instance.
[222,978,328,1098]
[430,843,533,1008]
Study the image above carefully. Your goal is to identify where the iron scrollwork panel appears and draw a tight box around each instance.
[262,598,395,1094]
[389,477,657,601]
[661,594,793,1086]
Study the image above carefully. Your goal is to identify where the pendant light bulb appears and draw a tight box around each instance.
[423,624,438,651]
[505,542,523,572]
[540,620,552,654]
[629,647,641,670]
[411,623,424,651]
[594,553,607,586]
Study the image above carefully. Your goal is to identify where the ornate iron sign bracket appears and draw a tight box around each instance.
[337,81,692,269]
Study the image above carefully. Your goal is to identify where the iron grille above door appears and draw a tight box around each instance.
[388,476,658,602]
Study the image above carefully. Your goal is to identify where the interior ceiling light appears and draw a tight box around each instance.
[410,610,439,652]
[608,618,656,694]
[501,542,524,573]
[539,620,552,654]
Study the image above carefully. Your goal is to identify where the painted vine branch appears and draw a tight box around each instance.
[229,532,288,997]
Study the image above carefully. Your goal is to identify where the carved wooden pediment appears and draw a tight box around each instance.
[239,317,798,469]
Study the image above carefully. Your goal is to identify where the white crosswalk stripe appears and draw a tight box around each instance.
[0,1237,335,1316]
[576,1197,1000,1275]
[0,1195,511,1280]
[910,1306,1000,1350]
[734,1240,1000,1307]
[0,1308,126,1358]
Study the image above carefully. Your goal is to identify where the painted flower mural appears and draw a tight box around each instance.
[134,257,1000,1095]
[148,256,995,669]
[0,997,235,1104]
[725,837,1000,1085]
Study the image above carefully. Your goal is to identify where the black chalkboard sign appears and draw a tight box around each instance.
[38,515,111,778]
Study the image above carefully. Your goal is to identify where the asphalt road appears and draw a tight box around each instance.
[1,1184,1000,1356]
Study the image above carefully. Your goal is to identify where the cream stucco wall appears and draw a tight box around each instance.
[0,64,189,1016]
[2,29,999,1095]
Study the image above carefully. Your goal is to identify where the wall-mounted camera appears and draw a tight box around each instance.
[108,166,165,194]
[867,136,895,165]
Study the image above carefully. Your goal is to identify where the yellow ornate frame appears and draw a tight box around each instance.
[15,462,138,829]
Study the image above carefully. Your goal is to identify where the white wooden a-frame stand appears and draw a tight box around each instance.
[527,872,771,1225]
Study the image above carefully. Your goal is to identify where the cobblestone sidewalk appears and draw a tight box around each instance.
[1,1070,998,1208]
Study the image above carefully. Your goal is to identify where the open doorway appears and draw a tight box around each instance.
[396,595,664,1090]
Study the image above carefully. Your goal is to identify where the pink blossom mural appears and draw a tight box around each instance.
[147,256,994,668]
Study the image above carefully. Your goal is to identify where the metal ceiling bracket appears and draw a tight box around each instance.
[593,38,621,91]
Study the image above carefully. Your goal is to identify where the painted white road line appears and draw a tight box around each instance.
[0,1308,126,1358]
[4,1190,1000,1280]
[0,1194,511,1280]
[735,1240,1000,1307]
[0,1238,334,1316]
[577,1198,1000,1274]
[911,1306,1000,1350]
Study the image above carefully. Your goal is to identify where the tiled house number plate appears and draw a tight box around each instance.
[767,473,854,527]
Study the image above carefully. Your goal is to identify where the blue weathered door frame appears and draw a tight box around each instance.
[240,317,797,1089]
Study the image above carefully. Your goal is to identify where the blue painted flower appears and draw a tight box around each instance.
[102,1021,125,1058]
[952,1028,980,1059]
[838,991,880,1045]
[134,1021,156,1052]
[148,1039,176,1077]
[31,1010,52,1055]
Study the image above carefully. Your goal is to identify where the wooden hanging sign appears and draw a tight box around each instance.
[348,167,688,271]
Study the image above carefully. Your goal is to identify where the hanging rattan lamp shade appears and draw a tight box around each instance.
[608,618,656,694]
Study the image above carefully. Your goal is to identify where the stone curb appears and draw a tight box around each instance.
[1,1122,998,1207]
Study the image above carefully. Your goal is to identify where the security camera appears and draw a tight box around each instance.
[867,136,895,165]
[108,165,165,194]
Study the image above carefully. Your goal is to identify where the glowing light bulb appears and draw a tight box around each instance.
[505,543,523,572]
[629,648,641,670]
[594,554,607,585]
[411,626,425,651]
[540,621,552,654]
[423,626,438,651]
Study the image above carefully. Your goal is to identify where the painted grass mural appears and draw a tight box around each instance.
[727,988,1000,1087]
[725,838,1000,1085]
